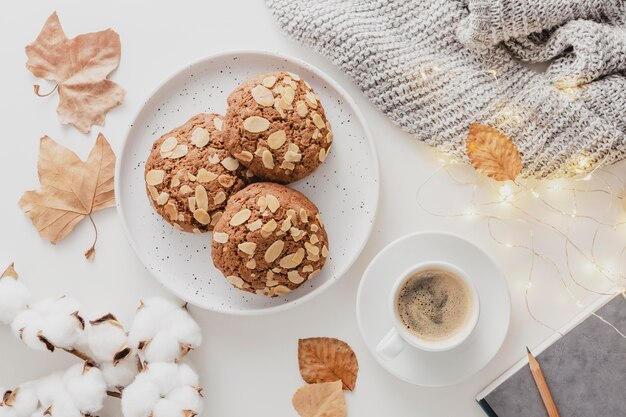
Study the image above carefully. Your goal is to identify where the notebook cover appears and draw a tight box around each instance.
[477,294,626,417]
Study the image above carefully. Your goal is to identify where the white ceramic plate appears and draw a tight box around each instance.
[356,231,510,387]
[116,50,379,315]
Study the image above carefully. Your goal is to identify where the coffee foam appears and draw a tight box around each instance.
[396,269,472,341]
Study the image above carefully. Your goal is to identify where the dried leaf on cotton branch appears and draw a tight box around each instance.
[292,381,346,417]
[298,337,359,391]
[25,12,126,133]
[18,134,116,260]
[466,123,522,182]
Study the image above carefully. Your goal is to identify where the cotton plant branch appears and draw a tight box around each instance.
[0,263,204,417]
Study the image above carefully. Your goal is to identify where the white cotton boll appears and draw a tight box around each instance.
[0,278,31,324]
[128,298,177,346]
[49,297,81,316]
[121,373,161,417]
[144,362,180,395]
[86,318,128,362]
[39,313,82,349]
[166,386,203,414]
[166,309,202,347]
[175,363,199,388]
[143,331,180,363]
[49,400,82,417]
[11,310,46,351]
[101,355,140,390]
[11,385,39,417]
[63,364,106,414]
[29,408,46,417]
[152,399,184,417]
[35,373,67,410]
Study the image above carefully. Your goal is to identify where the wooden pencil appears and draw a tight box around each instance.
[526,347,561,417]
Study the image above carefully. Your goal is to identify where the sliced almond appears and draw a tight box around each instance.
[326,131,334,143]
[234,151,253,162]
[161,136,178,153]
[213,117,224,131]
[211,211,223,226]
[221,157,240,171]
[308,269,321,280]
[257,196,268,212]
[293,231,306,242]
[227,275,245,289]
[284,150,302,163]
[255,147,266,158]
[302,265,314,273]
[266,279,279,287]
[287,72,301,81]
[148,185,159,200]
[262,150,275,169]
[146,170,166,186]
[173,223,183,230]
[288,270,305,284]
[191,128,210,147]
[193,209,211,225]
[197,168,218,183]
[311,224,319,232]
[281,86,295,105]
[230,209,252,226]
[299,208,309,223]
[247,219,263,231]
[156,192,169,206]
[319,148,327,162]
[280,161,295,170]
[218,174,236,188]
[208,154,220,165]
[261,219,277,237]
[305,91,318,108]
[170,176,181,187]
[164,202,178,220]
[188,197,196,212]
[251,85,274,106]
[307,253,320,262]
[266,194,280,213]
[286,209,297,221]
[264,240,285,263]
[296,100,308,117]
[273,285,291,296]
[187,172,197,182]
[281,217,292,232]
[290,227,302,238]
[267,130,287,149]
[321,245,329,257]
[279,248,305,269]
[238,242,257,256]
[274,98,286,117]
[312,129,321,139]
[311,112,325,129]
[304,242,320,255]
[213,232,229,243]
[214,191,226,205]
[262,75,277,88]
[192,228,201,234]
[246,259,257,269]
[169,144,189,159]
[243,116,270,133]
[195,185,209,211]
[179,185,193,195]
[310,234,319,244]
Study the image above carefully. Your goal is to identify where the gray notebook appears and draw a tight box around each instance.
[477,294,626,417]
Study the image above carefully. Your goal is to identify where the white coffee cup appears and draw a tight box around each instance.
[376,261,480,359]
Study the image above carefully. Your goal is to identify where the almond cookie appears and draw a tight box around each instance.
[211,183,329,297]
[144,113,254,233]
[221,71,333,184]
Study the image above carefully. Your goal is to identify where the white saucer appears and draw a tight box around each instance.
[356,231,510,387]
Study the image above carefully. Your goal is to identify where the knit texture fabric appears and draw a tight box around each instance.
[266,0,626,178]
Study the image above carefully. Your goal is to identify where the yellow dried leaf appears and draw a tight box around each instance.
[25,12,125,133]
[298,337,359,391]
[466,124,522,181]
[292,381,346,417]
[18,134,116,259]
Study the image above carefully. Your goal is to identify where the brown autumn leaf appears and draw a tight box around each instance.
[292,381,346,417]
[18,134,116,259]
[466,123,522,181]
[25,12,125,133]
[298,337,359,391]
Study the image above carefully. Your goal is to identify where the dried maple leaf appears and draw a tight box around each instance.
[25,12,125,133]
[292,381,346,417]
[298,337,359,391]
[466,123,522,182]
[19,134,116,259]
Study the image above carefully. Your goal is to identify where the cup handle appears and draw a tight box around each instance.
[376,328,407,360]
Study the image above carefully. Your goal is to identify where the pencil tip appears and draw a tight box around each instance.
[526,346,531,354]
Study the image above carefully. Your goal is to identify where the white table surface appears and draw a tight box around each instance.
[0,1,620,416]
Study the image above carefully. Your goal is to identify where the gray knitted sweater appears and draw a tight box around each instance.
[266,0,626,178]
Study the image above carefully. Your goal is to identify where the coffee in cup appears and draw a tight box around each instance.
[396,268,473,341]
